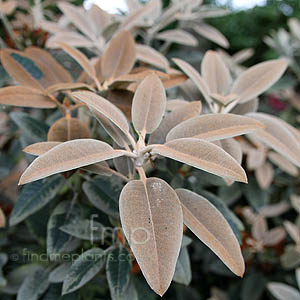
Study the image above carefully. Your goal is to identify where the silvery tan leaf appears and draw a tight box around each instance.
[149,101,201,145]
[230,98,258,115]
[152,138,247,182]
[1,49,44,90]
[172,58,212,104]
[247,113,300,167]
[57,43,97,83]
[23,142,111,176]
[25,47,73,84]
[255,162,274,190]
[263,228,286,246]
[288,18,300,40]
[136,44,169,70]
[101,30,136,79]
[72,91,130,136]
[259,202,290,218]
[291,195,300,214]
[0,207,6,228]
[0,86,55,108]
[165,99,190,111]
[194,24,229,48]
[155,29,198,46]
[166,114,264,142]
[47,117,91,142]
[268,283,300,300]
[201,50,232,95]
[132,74,166,134]
[246,148,266,170]
[219,138,242,164]
[90,107,130,148]
[120,0,159,32]
[268,151,299,176]
[232,48,254,64]
[0,0,17,15]
[58,2,96,41]
[175,189,244,276]
[231,59,288,103]
[113,156,134,178]
[252,216,268,242]
[19,139,125,185]
[46,83,95,95]
[23,142,62,156]
[46,32,95,49]
[119,177,183,296]
[284,221,300,244]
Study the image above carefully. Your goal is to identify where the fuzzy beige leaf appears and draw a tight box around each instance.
[268,151,299,176]
[25,47,73,84]
[175,189,244,276]
[81,162,112,177]
[46,32,95,49]
[57,43,96,81]
[120,178,183,296]
[247,113,300,167]
[201,51,231,95]
[194,24,229,48]
[152,138,247,182]
[268,283,300,300]
[24,141,111,176]
[259,202,290,218]
[132,74,166,134]
[230,98,258,115]
[220,138,242,164]
[172,58,212,104]
[102,30,136,79]
[263,228,286,246]
[231,59,288,103]
[46,83,95,94]
[165,99,190,111]
[0,0,17,15]
[246,149,266,170]
[136,44,169,70]
[58,2,96,40]
[252,216,268,241]
[90,107,130,148]
[72,91,130,135]
[284,221,300,244]
[291,195,300,214]
[255,162,274,190]
[0,207,6,228]
[120,0,159,32]
[0,86,56,108]
[156,29,198,46]
[19,139,125,185]
[23,142,61,156]
[149,101,201,145]
[1,49,43,90]
[47,117,91,142]
[166,114,264,142]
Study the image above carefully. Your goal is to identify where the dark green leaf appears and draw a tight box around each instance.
[49,263,72,283]
[10,176,64,226]
[62,248,106,294]
[106,247,132,300]
[83,177,121,218]
[47,201,81,256]
[17,267,50,300]
[10,112,49,142]
[60,219,105,242]
[173,247,192,286]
